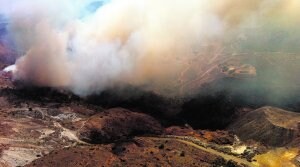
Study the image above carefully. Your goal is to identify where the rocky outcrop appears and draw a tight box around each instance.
[77,108,163,143]
[228,106,300,146]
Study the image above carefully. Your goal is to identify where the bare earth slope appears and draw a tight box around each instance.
[228,106,300,147]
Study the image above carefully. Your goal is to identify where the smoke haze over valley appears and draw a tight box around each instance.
[0,0,299,99]
[1,1,300,166]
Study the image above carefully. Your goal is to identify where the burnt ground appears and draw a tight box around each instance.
[26,138,227,167]
[84,77,300,130]
[0,71,249,167]
[0,61,300,166]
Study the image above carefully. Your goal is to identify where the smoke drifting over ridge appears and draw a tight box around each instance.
[1,0,300,96]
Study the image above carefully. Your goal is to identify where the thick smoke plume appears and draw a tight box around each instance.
[1,0,300,97]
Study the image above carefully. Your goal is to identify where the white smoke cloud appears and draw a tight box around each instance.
[1,0,300,96]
